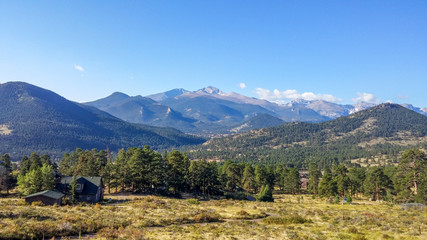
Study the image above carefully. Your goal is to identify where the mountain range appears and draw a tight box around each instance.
[86,86,427,136]
[187,103,427,167]
[0,82,205,160]
[1,81,426,166]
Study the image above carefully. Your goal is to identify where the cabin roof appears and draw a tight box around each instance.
[25,190,65,200]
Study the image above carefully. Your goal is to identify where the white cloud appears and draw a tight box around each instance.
[351,92,381,104]
[255,88,342,103]
[239,83,247,89]
[74,64,85,72]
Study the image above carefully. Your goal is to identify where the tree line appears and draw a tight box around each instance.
[1,148,425,203]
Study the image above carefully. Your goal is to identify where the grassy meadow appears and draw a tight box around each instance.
[0,194,425,239]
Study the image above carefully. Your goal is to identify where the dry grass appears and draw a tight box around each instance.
[0,194,425,239]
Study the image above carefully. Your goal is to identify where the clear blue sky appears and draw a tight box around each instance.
[1,1,426,107]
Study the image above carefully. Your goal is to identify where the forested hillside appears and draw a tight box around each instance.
[0,82,205,160]
[187,103,427,167]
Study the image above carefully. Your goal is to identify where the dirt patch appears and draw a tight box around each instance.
[0,125,12,135]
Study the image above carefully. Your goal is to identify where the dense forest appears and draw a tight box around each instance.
[187,103,427,167]
[1,147,425,204]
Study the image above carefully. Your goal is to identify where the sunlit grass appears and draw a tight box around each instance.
[0,194,425,239]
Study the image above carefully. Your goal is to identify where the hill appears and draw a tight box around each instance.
[187,103,427,167]
[229,114,285,133]
[0,82,205,160]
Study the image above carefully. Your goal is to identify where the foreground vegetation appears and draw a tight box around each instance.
[0,194,425,239]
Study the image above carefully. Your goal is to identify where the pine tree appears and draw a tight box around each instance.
[241,164,256,193]
[364,167,392,201]
[394,149,427,203]
[41,164,55,190]
[348,167,366,197]
[167,150,190,194]
[308,162,322,195]
[0,154,14,194]
[283,168,300,194]
[257,185,273,202]
[333,164,350,197]
[319,168,337,197]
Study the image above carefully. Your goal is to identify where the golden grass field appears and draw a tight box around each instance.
[0,194,425,239]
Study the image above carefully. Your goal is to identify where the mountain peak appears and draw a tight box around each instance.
[110,92,130,98]
[198,86,223,95]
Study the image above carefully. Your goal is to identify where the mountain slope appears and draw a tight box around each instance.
[160,87,330,123]
[85,93,198,132]
[146,88,189,102]
[0,82,205,160]
[187,103,427,167]
[229,114,285,133]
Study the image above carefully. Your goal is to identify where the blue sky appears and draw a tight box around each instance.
[1,1,426,107]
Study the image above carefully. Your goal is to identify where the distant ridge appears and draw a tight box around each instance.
[88,86,426,136]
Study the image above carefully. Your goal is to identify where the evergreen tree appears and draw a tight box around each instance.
[225,163,241,191]
[348,167,366,197]
[167,150,190,194]
[0,154,14,194]
[188,160,220,195]
[394,149,427,203]
[145,147,167,192]
[274,165,284,190]
[333,164,350,197]
[189,160,206,193]
[319,168,337,197]
[25,168,43,195]
[241,164,256,193]
[29,152,42,172]
[308,162,322,195]
[257,185,274,202]
[254,165,268,192]
[17,163,55,196]
[103,159,115,194]
[364,167,392,201]
[58,149,82,176]
[127,147,149,191]
[40,154,52,167]
[19,156,31,176]
[114,148,130,192]
[283,167,300,194]
[41,164,55,191]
